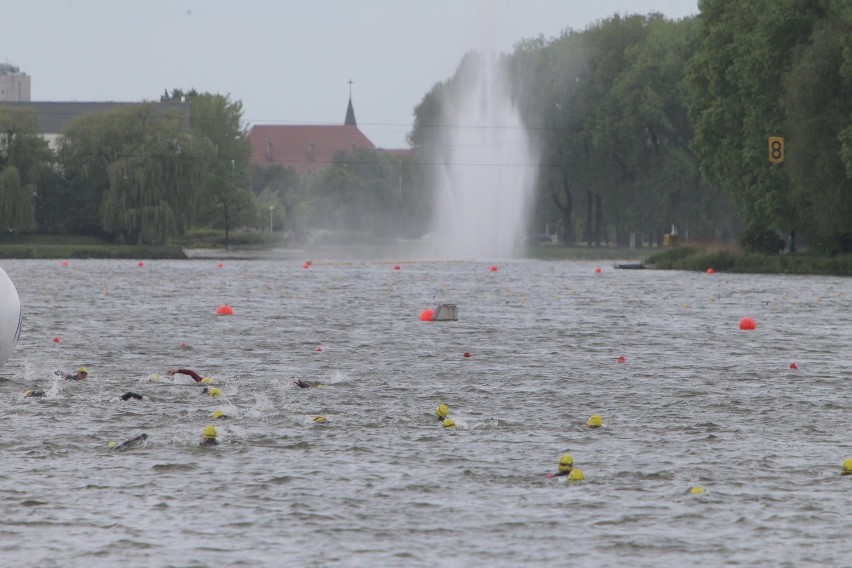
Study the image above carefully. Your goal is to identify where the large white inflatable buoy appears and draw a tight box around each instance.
[0,266,21,368]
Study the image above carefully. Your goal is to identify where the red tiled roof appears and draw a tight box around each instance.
[248,124,376,174]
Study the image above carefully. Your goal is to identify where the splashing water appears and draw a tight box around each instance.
[428,52,538,260]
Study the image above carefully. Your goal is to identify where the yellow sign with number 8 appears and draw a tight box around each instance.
[768,136,784,164]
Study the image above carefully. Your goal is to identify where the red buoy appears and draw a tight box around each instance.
[61,260,69,267]
[315,346,322,352]
[419,309,433,321]
[789,362,798,370]
[617,355,626,363]
[303,263,309,269]
[594,267,602,273]
[217,262,224,268]
[179,341,188,348]
[216,304,234,316]
[52,336,60,343]
[490,265,497,272]
[137,261,144,267]
[706,268,714,274]
[393,265,401,271]
[739,317,756,330]
[463,351,471,358]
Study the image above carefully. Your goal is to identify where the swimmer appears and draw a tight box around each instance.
[544,453,575,479]
[167,368,210,383]
[200,425,218,446]
[293,378,325,389]
[23,389,46,398]
[211,410,230,420]
[55,367,88,381]
[436,403,449,422]
[109,433,148,450]
[120,391,143,401]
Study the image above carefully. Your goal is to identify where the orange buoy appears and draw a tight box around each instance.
[419,309,434,321]
[789,362,798,370]
[52,336,60,343]
[594,267,602,273]
[617,355,625,363]
[137,261,144,267]
[706,268,714,274]
[489,265,497,272]
[463,351,471,358]
[216,304,234,316]
[739,317,756,330]
[393,265,401,271]
[61,260,69,267]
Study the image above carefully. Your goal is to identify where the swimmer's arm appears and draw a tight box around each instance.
[168,368,204,382]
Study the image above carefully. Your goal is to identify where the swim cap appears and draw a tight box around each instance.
[107,441,117,448]
[689,485,706,495]
[558,453,574,472]
[312,415,328,423]
[201,377,213,384]
[211,410,224,419]
[442,418,455,428]
[436,403,449,418]
[202,425,217,439]
[208,387,222,397]
[78,367,88,374]
[567,468,585,482]
[842,458,852,475]
[586,414,603,428]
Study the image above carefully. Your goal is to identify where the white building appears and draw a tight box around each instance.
[0,64,30,102]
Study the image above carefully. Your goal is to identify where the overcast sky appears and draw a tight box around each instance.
[2,0,697,149]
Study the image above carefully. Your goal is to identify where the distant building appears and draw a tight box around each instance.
[0,64,31,102]
[247,96,380,174]
[2,101,191,149]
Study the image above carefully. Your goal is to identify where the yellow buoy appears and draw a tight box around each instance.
[586,414,603,428]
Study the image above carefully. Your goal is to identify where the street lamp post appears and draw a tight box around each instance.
[269,205,274,233]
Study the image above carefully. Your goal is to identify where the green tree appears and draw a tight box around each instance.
[163,91,253,246]
[0,104,53,231]
[688,0,825,249]
[0,167,36,232]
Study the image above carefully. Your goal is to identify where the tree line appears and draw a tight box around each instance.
[1,1,851,253]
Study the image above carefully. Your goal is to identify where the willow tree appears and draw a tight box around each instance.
[61,103,214,244]
[0,104,52,232]
[0,167,36,232]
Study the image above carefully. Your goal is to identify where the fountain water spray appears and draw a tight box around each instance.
[427,51,538,259]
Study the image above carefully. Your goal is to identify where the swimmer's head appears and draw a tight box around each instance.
[558,453,574,472]
[436,403,449,419]
[78,367,88,376]
[842,458,852,475]
[208,387,222,397]
[200,377,213,384]
[202,425,217,439]
[211,410,225,419]
[442,418,455,428]
[312,415,328,423]
[107,441,117,448]
[689,485,706,495]
[586,414,603,428]
[567,468,585,482]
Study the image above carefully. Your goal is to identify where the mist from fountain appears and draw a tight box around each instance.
[426,51,538,260]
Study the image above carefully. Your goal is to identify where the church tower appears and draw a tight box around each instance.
[344,79,357,125]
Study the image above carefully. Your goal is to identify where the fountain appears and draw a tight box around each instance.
[426,51,538,259]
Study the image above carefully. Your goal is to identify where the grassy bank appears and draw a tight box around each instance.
[0,234,187,259]
[645,246,852,276]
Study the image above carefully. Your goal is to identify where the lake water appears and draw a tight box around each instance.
[1,258,850,567]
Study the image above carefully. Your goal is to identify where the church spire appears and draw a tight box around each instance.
[344,79,357,125]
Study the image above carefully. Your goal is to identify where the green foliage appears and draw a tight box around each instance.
[736,225,785,254]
